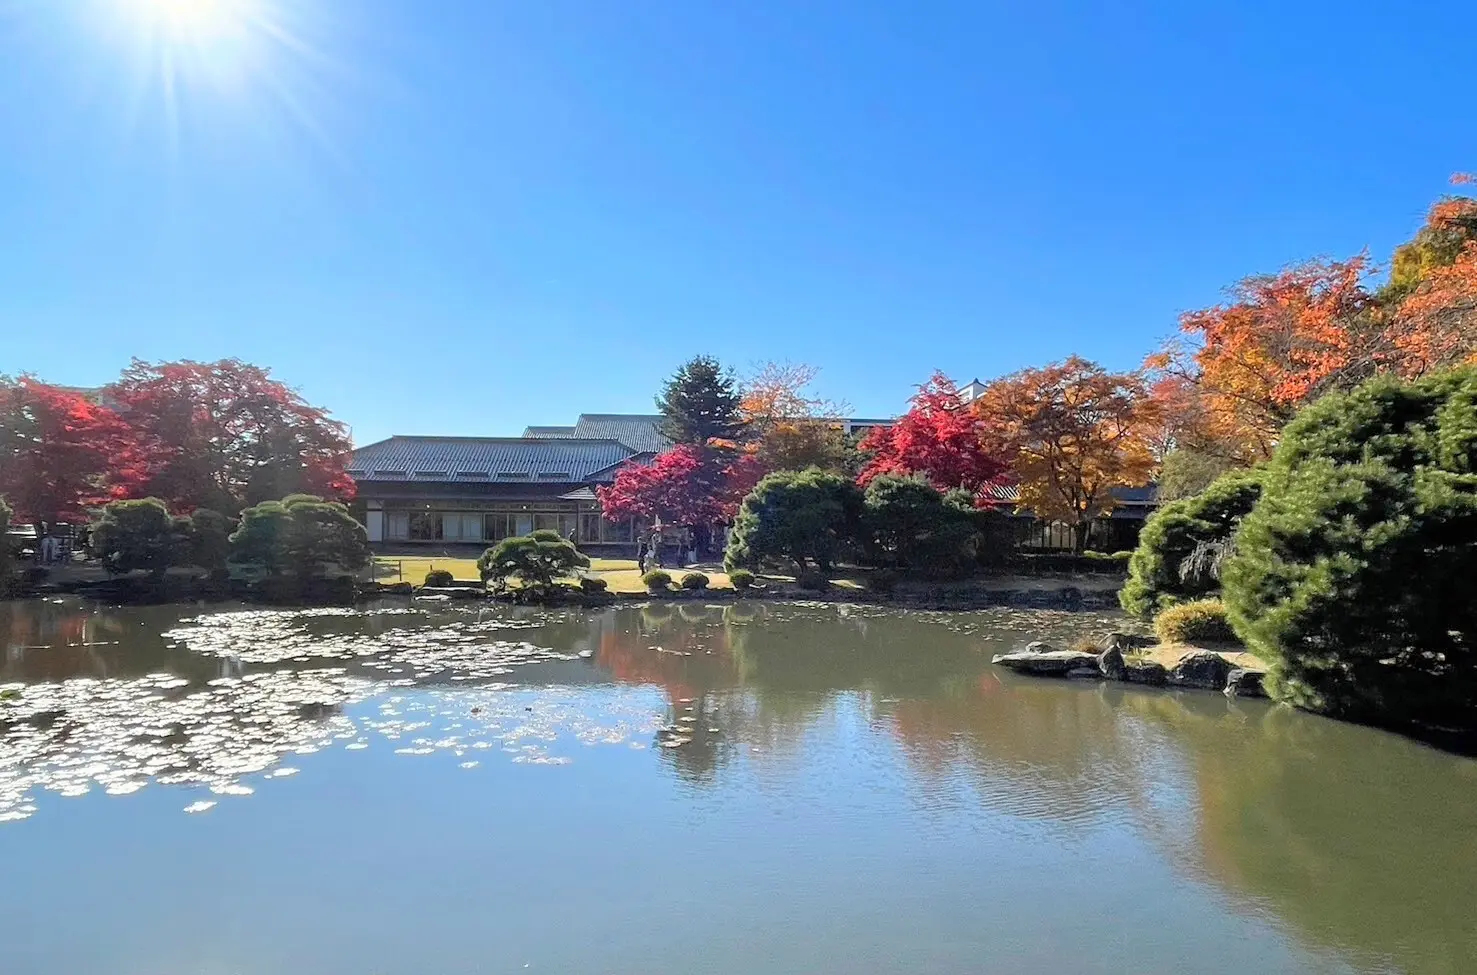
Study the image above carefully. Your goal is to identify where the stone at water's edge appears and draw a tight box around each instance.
[1098,646,1127,680]
[1169,650,1236,690]
[1106,631,1156,653]
[1225,668,1268,698]
[991,648,1101,676]
[1124,659,1169,685]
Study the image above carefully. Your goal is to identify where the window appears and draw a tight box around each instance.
[537,471,572,480]
[534,513,558,534]
[557,513,579,539]
[372,469,408,479]
[346,468,367,477]
[387,512,410,540]
[579,513,603,544]
[408,512,442,540]
[496,472,531,480]
[484,513,509,542]
[412,470,449,479]
[456,471,491,480]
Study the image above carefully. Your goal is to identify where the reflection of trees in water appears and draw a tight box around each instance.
[1118,693,1477,975]
[1,601,232,683]
[878,667,1477,975]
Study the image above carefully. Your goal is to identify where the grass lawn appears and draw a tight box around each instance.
[373,555,734,594]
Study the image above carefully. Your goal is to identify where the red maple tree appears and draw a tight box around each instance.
[0,378,152,528]
[857,372,1008,498]
[106,358,355,513]
[598,445,766,527]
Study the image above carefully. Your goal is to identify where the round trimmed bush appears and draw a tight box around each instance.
[728,569,755,590]
[424,568,455,587]
[579,576,609,594]
[1120,470,1263,619]
[642,569,673,592]
[1154,599,1236,644]
[1223,369,1477,727]
[869,568,899,594]
[679,571,709,591]
[796,568,828,591]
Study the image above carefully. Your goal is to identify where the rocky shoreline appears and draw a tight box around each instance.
[992,635,1268,698]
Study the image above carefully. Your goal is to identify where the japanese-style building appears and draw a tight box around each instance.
[349,414,669,553]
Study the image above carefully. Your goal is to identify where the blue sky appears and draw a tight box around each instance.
[3,0,1474,445]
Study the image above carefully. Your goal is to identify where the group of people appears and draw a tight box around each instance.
[35,534,67,565]
[636,528,699,574]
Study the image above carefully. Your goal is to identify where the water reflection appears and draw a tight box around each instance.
[3,599,1475,973]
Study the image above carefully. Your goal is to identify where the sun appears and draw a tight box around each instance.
[121,0,252,40]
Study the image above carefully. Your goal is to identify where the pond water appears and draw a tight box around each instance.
[1,598,1474,974]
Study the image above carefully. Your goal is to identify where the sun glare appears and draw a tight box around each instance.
[122,0,251,42]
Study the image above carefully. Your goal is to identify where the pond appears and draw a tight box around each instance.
[1,598,1474,974]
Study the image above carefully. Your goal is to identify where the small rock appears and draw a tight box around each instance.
[1098,646,1127,680]
[1170,650,1235,690]
[992,649,1100,676]
[1105,631,1155,652]
[1124,660,1169,685]
[1224,668,1268,698]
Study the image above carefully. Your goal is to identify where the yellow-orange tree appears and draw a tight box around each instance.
[974,357,1159,551]
[738,362,853,474]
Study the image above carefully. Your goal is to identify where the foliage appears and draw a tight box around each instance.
[727,568,755,590]
[230,495,371,580]
[868,568,899,594]
[0,377,151,527]
[679,571,710,590]
[1120,470,1263,618]
[860,474,979,577]
[656,355,746,446]
[1222,369,1477,728]
[424,568,455,587]
[1157,447,1238,502]
[579,575,609,594]
[477,530,590,595]
[598,444,762,527]
[642,569,673,592]
[740,362,854,474]
[187,508,232,572]
[106,358,355,513]
[857,372,1007,497]
[1154,599,1237,644]
[974,356,1159,549]
[725,468,862,572]
[795,568,829,591]
[90,498,184,578]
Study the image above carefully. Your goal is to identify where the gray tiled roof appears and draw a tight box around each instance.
[571,415,670,453]
[348,437,635,483]
[521,415,671,453]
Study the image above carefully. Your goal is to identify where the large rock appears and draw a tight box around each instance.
[1098,646,1127,680]
[992,648,1101,676]
[1169,650,1235,690]
[1224,668,1268,698]
[1124,660,1168,685]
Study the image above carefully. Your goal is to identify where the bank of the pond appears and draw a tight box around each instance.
[993,635,1270,698]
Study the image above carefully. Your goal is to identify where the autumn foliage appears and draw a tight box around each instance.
[0,361,353,532]
[973,357,1159,547]
[857,373,1007,498]
[597,444,762,528]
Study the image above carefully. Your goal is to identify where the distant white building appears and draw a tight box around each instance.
[957,379,987,404]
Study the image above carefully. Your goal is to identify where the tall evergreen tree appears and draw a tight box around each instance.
[656,356,745,446]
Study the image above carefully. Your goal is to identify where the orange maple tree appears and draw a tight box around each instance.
[738,361,853,473]
[972,357,1159,549]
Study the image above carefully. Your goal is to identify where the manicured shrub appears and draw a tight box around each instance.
[423,568,454,587]
[1223,369,1477,728]
[642,569,673,592]
[728,568,755,590]
[868,568,899,594]
[231,495,371,581]
[679,571,709,591]
[860,475,980,578]
[579,575,609,594]
[477,530,589,596]
[1120,470,1263,619]
[91,498,184,579]
[725,468,863,572]
[1154,599,1236,645]
[796,568,828,591]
